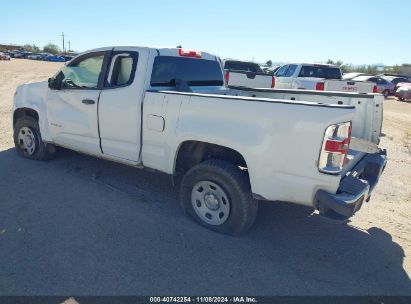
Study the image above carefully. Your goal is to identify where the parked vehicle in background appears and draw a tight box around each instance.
[45,55,66,62]
[274,63,376,93]
[12,46,386,234]
[342,72,366,80]
[38,53,51,60]
[8,51,21,58]
[0,52,11,60]
[27,54,43,60]
[396,82,411,90]
[13,51,33,59]
[61,55,74,62]
[351,75,394,98]
[381,76,411,92]
[262,65,280,76]
[3,51,14,58]
[395,83,411,101]
[223,59,275,88]
[12,52,25,58]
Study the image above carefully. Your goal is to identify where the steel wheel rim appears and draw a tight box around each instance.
[191,181,230,226]
[17,127,37,156]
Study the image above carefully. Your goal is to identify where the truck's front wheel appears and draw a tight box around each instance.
[179,159,258,235]
[14,116,55,160]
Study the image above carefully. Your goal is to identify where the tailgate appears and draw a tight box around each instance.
[325,80,375,93]
[227,71,273,88]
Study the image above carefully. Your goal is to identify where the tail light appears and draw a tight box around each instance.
[316,82,325,91]
[373,85,378,93]
[178,48,202,58]
[225,71,229,86]
[318,122,351,174]
[271,76,276,88]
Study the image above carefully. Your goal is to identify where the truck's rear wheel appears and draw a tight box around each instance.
[14,116,55,160]
[179,159,258,235]
[382,90,390,98]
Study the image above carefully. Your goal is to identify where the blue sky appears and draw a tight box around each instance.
[1,0,410,65]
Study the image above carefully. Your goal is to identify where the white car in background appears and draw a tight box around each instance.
[0,52,11,60]
[274,63,377,93]
[342,72,366,80]
[27,54,43,60]
[223,59,275,88]
[351,75,394,98]
[395,82,411,101]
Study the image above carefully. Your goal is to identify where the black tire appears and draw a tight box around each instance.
[179,159,258,235]
[14,116,55,160]
[382,90,390,98]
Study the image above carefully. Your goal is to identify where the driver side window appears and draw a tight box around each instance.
[61,54,105,89]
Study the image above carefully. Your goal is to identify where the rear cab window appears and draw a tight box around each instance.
[224,61,263,73]
[150,56,223,87]
[298,65,342,79]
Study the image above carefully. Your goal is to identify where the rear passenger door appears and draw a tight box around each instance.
[98,47,149,163]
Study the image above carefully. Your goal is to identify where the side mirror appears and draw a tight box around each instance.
[48,71,63,90]
[48,77,60,90]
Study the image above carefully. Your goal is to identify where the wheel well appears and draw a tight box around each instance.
[13,108,39,127]
[175,141,247,174]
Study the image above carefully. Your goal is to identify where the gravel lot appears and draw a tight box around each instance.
[0,59,410,295]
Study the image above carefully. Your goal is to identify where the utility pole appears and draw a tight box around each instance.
[61,32,65,53]
[68,40,71,52]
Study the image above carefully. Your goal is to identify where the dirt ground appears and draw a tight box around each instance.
[0,59,410,295]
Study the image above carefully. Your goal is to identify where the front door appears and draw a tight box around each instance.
[47,51,108,155]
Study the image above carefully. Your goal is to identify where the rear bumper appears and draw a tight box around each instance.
[314,149,387,219]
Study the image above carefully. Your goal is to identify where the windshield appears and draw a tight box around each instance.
[298,65,342,79]
[150,56,224,87]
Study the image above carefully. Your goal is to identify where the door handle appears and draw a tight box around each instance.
[82,99,95,105]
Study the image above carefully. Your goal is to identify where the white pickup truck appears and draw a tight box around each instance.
[223,59,275,88]
[12,46,387,235]
[274,63,377,93]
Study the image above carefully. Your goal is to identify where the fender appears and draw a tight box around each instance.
[13,81,53,142]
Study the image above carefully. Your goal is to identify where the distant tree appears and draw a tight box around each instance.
[326,59,344,66]
[383,65,401,74]
[326,59,351,73]
[43,43,60,54]
[266,60,272,67]
[22,44,40,52]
